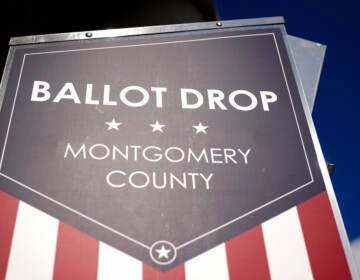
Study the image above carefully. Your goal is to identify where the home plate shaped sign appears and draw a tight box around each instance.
[0,18,356,275]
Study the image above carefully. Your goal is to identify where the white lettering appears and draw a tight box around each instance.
[238,148,251,164]
[89,144,110,160]
[151,87,166,108]
[53,82,81,104]
[31,80,51,102]
[181,88,204,109]
[64,143,86,159]
[106,170,126,188]
[200,173,213,190]
[119,86,149,107]
[208,89,227,110]
[260,91,278,111]
[85,84,99,105]
[229,90,257,111]
[128,171,150,188]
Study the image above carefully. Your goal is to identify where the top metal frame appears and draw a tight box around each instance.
[9,16,284,45]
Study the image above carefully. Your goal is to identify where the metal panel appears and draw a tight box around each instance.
[281,26,359,278]
[287,35,326,112]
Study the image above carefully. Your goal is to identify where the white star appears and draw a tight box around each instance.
[192,122,208,134]
[150,120,166,133]
[156,245,171,260]
[106,118,122,130]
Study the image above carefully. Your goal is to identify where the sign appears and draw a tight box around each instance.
[0,19,355,276]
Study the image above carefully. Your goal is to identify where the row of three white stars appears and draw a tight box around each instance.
[106,119,208,134]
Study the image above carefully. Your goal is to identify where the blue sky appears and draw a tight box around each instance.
[215,0,360,248]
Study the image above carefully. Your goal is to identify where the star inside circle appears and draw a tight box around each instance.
[150,240,177,265]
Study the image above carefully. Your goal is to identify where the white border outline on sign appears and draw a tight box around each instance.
[0,32,314,251]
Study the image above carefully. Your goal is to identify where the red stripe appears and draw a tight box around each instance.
[0,190,19,280]
[225,225,270,280]
[297,191,352,279]
[53,222,99,280]
[143,264,185,280]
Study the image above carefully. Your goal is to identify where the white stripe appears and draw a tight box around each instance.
[262,207,313,280]
[97,242,142,280]
[185,244,229,280]
[5,202,59,280]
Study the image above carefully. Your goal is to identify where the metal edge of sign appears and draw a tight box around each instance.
[286,35,326,112]
[0,47,15,110]
[8,16,284,46]
[280,26,360,279]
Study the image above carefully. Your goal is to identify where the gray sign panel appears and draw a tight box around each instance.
[0,27,325,270]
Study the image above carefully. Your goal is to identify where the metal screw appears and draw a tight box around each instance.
[85,32,93,38]
[216,21,222,27]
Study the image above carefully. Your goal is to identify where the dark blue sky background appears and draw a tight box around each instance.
[215,0,360,241]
